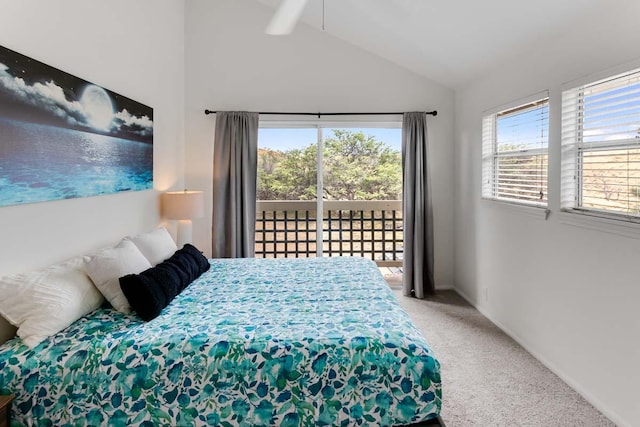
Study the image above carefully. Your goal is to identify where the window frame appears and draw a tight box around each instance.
[561,65,640,224]
[256,117,404,256]
[481,91,550,208]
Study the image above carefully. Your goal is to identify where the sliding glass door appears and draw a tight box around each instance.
[256,122,403,266]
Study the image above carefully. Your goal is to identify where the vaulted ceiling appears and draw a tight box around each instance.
[256,0,610,89]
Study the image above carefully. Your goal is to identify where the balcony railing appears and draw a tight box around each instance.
[255,200,403,266]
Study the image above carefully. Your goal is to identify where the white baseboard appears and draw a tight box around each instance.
[453,286,629,427]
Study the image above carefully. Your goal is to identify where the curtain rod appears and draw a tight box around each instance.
[204,109,437,117]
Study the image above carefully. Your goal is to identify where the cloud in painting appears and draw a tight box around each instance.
[112,108,153,137]
[0,62,85,126]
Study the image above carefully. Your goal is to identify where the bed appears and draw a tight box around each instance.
[0,256,442,426]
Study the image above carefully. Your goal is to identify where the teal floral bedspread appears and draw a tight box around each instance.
[0,257,441,426]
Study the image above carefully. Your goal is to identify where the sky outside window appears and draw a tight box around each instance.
[259,127,401,152]
[496,103,548,151]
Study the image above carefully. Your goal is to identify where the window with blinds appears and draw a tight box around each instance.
[482,96,549,206]
[561,67,640,220]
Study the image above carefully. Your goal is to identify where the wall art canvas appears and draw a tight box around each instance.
[0,44,153,208]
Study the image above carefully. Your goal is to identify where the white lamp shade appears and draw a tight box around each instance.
[162,191,205,220]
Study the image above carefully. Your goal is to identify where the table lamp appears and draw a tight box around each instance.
[162,190,204,247]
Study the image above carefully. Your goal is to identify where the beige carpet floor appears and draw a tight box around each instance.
[388,282,614,427]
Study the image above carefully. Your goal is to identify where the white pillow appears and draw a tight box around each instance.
[0,256,104,348]
[125,227,177,265]
[84,239,152,313]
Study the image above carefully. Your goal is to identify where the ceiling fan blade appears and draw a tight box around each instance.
[265,0,308,35]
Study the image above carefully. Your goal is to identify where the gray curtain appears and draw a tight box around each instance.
[212,111,259,258]
[402,112,435,298]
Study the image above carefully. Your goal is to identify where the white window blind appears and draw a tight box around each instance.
[482,96,549,206]
[561,67,640,220]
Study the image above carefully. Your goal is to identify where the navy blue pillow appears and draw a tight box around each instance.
[120,244,209,321]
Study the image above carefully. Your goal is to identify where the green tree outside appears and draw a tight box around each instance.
[257,130,402,201]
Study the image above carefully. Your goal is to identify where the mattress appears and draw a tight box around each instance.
[0,257,441,426]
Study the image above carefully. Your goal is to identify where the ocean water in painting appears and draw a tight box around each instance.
[0,118,153,207]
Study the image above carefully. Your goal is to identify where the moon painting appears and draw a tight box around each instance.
[80,85,116,131]
[0,44,153,208]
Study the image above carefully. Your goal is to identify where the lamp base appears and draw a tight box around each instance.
[176,220,193,248]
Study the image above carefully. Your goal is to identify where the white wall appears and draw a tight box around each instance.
[184,0,456,288]
[0,1,185,338]
[454,2,640,426]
